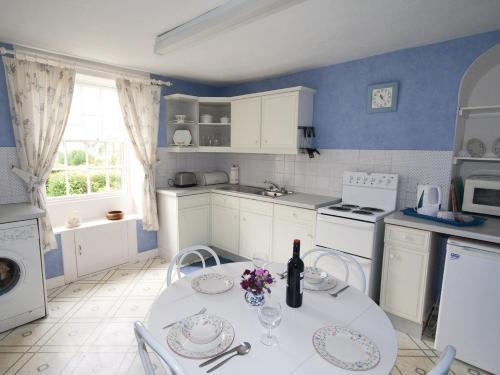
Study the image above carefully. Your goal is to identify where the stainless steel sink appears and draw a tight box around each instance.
[215,185,292,198]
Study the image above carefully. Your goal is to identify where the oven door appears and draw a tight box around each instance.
[463,179,500,216]
[315,214,376,259]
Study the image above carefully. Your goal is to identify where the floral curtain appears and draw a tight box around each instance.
[2,56,76,251]
[115,79,161,231]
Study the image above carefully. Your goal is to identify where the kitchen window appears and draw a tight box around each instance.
[46,74,128,199]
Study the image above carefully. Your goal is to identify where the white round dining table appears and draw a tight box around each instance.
[147,261,397,375]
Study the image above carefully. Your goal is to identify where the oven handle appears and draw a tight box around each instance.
[317,214,374,229]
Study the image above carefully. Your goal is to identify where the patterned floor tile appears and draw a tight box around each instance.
[91,283,129,298]
[53,283,98,298]
[0,323,54,346]
[43,322,99,346]
[9,352,76,375]
[70,352,127,375]
[0,353,23,374]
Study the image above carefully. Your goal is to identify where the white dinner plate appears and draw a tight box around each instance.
[304,274,337,291]
[313,326,380,371]
[191,273,234,294]
[167,318,235,359]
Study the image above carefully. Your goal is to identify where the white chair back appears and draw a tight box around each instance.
[134,321,187,375]
[427,346,456,375]
[301,247,367,293]
[166,245,220,286]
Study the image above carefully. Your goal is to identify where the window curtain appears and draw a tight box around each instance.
[2,56,76,251]
[115,79,161,231]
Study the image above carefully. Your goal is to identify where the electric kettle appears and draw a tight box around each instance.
[416,185,442,216]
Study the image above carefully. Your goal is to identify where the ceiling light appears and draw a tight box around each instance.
[154,0,308,55]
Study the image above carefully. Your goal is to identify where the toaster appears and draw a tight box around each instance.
[169,172,197,187]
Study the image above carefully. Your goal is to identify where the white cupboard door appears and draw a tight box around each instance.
[212,205,239,253]
[239,211,273,260]
[179,205,210,249]
[261,92,298,149]
[75,222,128,277]
[380,244,428,322]
[231,97,261,148]
[272,218,314,264]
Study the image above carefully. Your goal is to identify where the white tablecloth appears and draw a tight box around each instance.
[147,262,397,375]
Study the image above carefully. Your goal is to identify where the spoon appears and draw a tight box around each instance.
[206,342,251,373]
[199,342,250,367]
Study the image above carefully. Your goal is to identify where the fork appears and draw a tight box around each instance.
[329,285,349,298]
[277,271,287,279]
[162,307,207,329]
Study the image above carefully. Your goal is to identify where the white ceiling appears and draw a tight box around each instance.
[1,0,500,85]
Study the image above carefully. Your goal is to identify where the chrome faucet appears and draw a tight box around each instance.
[264,180,282,192]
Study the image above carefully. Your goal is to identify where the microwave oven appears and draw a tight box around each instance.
[463,176,500,216]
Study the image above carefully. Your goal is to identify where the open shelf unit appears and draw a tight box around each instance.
[164,95,232,152]
[458,104,500,117]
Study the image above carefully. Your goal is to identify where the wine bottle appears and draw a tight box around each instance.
[286,239,304,308]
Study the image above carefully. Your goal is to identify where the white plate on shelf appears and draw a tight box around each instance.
[173,130,192,145]
[167,318,234,359]
[191,273,234,294]
[313,326,380,371]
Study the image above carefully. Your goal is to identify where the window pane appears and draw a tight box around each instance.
[46,171,67,197]
[90,170,107,193]
[53,146,66,169]
[88,142,106,167]
[66,142,87,167]
[82,85,101,115]
[109,169,122,192]
[107,143,123,166]
[68,172,88,195]
[83,115,102,140]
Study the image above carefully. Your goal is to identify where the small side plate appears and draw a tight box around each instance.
[191,273,234,294]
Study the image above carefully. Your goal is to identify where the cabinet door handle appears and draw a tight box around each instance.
[403,235,414,242]
[78,245,82,256]
[242,217,246,222]
[254,140,258,144]
[389,254,394,259]
[264,139,268,144]
[292,213,298,217]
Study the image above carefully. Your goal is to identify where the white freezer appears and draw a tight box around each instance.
[435,238,500,374]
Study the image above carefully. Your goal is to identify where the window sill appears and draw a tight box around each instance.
[53,213,140,234]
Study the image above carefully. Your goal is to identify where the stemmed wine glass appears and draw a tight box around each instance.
[252,251,269,268]
[258,298,282,346]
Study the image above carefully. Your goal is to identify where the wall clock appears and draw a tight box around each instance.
[367,82,399,113]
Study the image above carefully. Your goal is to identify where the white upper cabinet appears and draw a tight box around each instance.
[165,87,315,154]
[231,97,262,148]
[261,92,299,150]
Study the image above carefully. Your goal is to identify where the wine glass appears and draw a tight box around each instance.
[252,251,269,268]
[257,298,282,346]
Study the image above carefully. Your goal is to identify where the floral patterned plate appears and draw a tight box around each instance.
[312,326,380,371]
[191,273,234,294]
[304,273,337,291]
[167,317,235,359]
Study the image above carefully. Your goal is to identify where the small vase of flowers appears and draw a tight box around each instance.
[240,268,275,306]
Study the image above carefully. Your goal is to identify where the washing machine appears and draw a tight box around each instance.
[0,219,47,333]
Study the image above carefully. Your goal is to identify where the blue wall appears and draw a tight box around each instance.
[0,42,15,147]
[219,30,500,151]
[43,234,64,279]
[136,219,158,253]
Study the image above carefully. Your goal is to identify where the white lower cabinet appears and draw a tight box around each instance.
[212,205,239,254]
[75,221,128,277]
[272,205,315,264]
[380,225,436,329]
[239,199,273,260]
[157,192,211,260]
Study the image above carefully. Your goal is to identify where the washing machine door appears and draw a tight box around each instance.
[0,255,24,297]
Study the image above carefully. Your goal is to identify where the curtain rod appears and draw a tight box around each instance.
[0,46,172,87]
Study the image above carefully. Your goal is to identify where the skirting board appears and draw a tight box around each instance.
[45,275,65,289]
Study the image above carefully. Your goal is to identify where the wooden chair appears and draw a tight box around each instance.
[134,321,187,375]
[166,245,220,286]
[301,247,367,293]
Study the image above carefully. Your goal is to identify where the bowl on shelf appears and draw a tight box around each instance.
[200,114,212,123]
[219,116,230,124]
[175,114,187,123]
[106,211,124,220]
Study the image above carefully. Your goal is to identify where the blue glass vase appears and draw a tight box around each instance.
[244,291,265,306]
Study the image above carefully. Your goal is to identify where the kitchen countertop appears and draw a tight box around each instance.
[0,203,46,224]
[157,185,340,210]
[385,211,500,245]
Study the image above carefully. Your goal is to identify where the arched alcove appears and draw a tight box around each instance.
[453,43,500,179]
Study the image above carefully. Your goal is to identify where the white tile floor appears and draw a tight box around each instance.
[0,257,493,374]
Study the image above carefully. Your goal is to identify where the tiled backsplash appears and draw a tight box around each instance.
[157,148,453,210]
[1,147,453,211]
